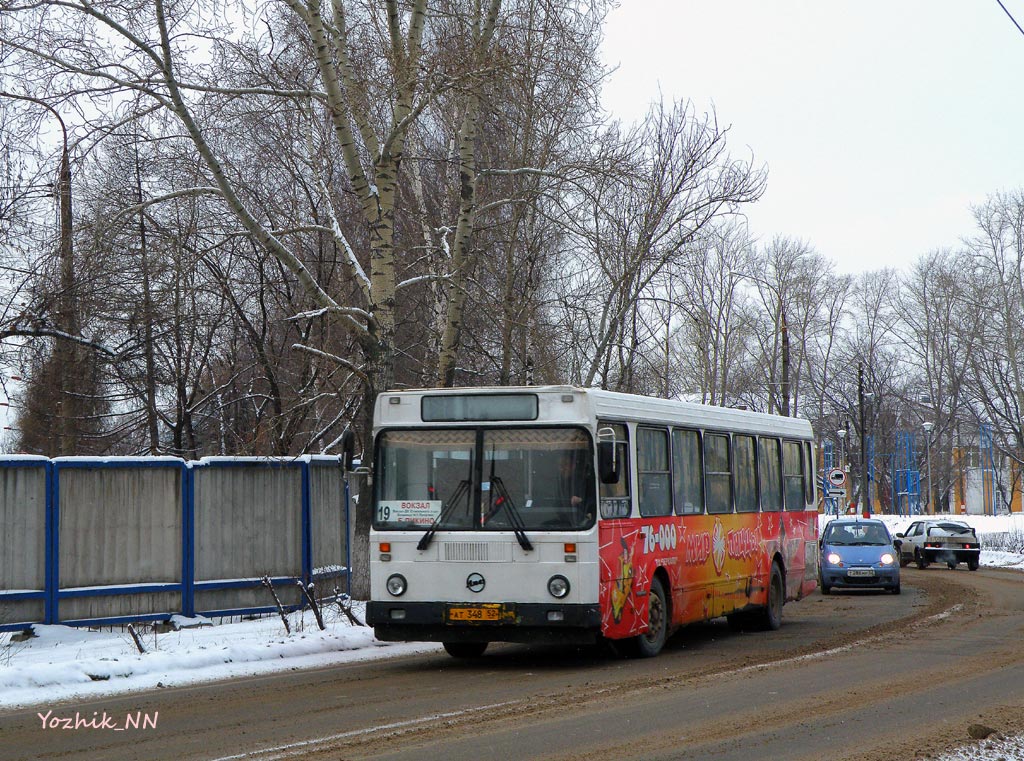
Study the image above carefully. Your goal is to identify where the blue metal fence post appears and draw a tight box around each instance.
[980,423,995,515]
[301,459,312,585]
[50,463,62,624]
[891,447,898,515]
[182,462,194,618]
[44,461,57,625]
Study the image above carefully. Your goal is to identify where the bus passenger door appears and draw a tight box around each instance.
[596,423,646,638]
[599,523,646,638]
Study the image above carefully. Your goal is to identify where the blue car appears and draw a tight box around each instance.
[819,518,900,595]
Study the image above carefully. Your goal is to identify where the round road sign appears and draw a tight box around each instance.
[827,468,847,487]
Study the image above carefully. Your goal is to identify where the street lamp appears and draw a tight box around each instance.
[922,421,935,513]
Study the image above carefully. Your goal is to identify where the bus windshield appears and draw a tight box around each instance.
[373,427,595,532]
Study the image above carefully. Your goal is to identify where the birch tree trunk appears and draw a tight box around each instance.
[435,0,503,387]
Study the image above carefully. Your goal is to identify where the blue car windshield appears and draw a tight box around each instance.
[826,525,890,546]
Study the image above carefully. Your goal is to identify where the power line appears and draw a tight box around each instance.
[997,0,1024,38]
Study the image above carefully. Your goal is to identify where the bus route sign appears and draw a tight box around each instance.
[376,500,442,525]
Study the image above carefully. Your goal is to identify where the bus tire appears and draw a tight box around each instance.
[633,577,668,658]
[443,641,488,658]
[757,562,784,631]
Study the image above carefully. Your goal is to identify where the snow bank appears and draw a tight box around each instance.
[0,604,439,710]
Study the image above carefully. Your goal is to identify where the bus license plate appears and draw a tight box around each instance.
[446,604,511,624]
[847,568,875,577]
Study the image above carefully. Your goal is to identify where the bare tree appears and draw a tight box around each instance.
[892,250,979,510]
[558,99,766,390]
[670,220,756,405]
[962,192,1024,492]
[0,0,612,593]
[733,237,847,417]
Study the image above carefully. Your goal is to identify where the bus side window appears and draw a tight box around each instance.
[598,422,631,518]
[759,437,783,512]
[803,442,815,505]
[638,427,671,517]
[704,433,733,514]
[734,434,758,513]
[672,428,704,515]
[783,441,804,511]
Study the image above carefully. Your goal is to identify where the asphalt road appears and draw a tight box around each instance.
[3,567,1024,761]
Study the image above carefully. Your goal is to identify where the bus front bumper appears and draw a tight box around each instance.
[367,601,602,645]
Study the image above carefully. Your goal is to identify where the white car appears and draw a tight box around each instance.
[894,520,981,570]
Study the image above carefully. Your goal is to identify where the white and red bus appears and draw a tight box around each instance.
[366,386,819,658]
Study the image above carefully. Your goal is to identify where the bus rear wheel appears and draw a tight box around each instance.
[632,577,668,658]
[757,562,784,631]
[443,641,488,658]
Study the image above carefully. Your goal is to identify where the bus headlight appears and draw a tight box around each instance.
[386,573,408,597]
[547,575,570,599]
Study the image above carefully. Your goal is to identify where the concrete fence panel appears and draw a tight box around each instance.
[193,459,304,616]
[0,458,49,627]
[310,460,347,589]
[55,459,185,624]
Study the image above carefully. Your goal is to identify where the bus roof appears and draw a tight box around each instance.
[374,386,814,439]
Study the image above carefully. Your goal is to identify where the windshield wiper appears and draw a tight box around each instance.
[417,478,470,551]
[489,476,533,551]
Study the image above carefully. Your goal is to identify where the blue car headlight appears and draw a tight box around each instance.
[880,553,895,566]
[826,552,842,566]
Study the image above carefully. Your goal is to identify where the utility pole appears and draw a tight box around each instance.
[858,363,869,515]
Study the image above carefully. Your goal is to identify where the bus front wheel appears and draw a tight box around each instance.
[633,577,668,658]
[443,641,488,658]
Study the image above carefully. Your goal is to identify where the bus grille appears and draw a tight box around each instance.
[443,542,511,562]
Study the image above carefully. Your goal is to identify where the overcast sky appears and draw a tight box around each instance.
[600,1,1024,275]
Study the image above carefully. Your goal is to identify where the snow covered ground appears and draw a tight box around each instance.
[0,602,440,711]
[2,513,1024,760]
[937,736,1024,761]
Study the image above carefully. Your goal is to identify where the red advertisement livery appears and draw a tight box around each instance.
[599,513,816,640]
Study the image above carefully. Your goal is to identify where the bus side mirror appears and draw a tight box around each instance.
[598,441,620,484]
[341,429,355,472]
